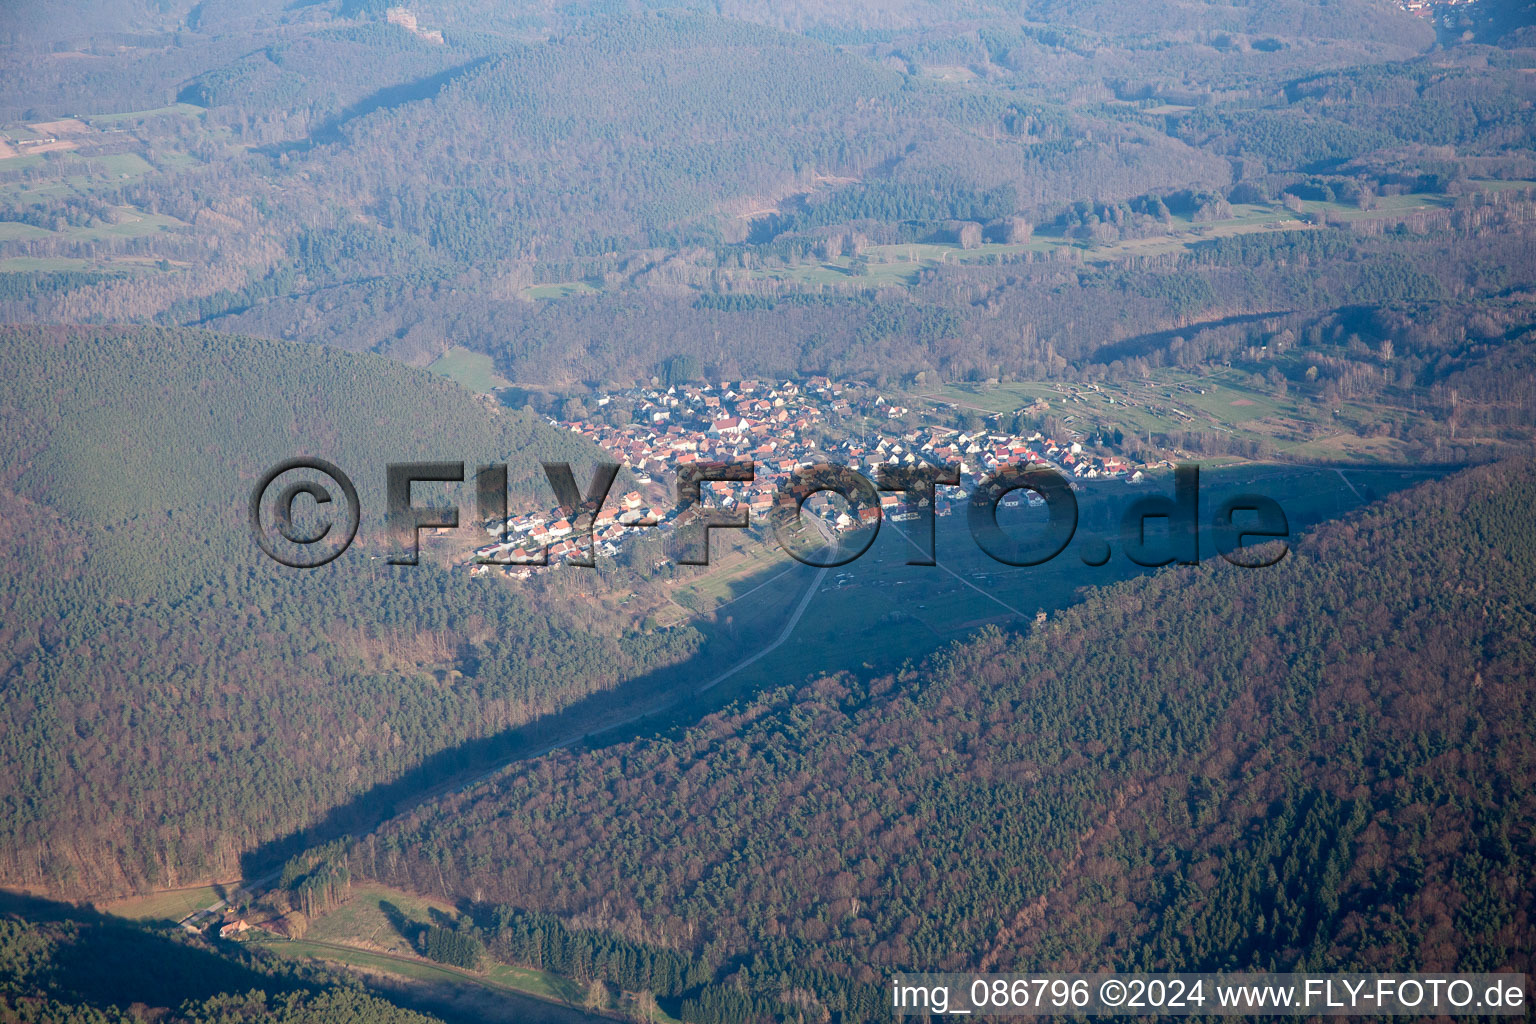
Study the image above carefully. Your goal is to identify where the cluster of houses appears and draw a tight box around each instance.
[1396,0,1477,17]
[469,377,1143,574]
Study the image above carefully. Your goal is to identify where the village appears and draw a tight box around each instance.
[1395,0,1480,21]
[468,377,1146,574]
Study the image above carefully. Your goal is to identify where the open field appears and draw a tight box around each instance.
[259,937,466,984]
[304,884,461,954]
[909,366,1410,462]
[94,152,155,177]
[517,182,1536,304]
[0,160,155,202]
[0,254,176,275]
[258,882,679,1022]
[649,524,821,661]
[761,236,1058,288]
[0,256,101,271]
[85,102,205,125]
[669,518,798,604]
[75,207,186,241]
[0,103,220,212]
[0,222,52,242]
[253,937,615,1021]
[0,210,179,245]
[301,884,585,1006]
[692,461,1445,706]
[428,346,511,393]
[523,281,598,299]
[100,882,233,921]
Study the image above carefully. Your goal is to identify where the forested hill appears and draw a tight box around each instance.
[0,325,701,897]
[349,461,1533,1019]
[0,324,593,544]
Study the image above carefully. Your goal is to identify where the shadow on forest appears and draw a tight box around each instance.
[250,56,496,158]
[1088,309,1294,364]
[237,551,823,878]
[237,461,1464,880]
[0,889,311,1008]
[0,888,606,1024]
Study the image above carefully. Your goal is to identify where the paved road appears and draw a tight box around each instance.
[182,872,281,930]
[699,561,827,694]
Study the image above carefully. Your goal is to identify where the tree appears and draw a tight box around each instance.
[950,221,982,249]
[422,924,484,969]
[1001,216,1033,243]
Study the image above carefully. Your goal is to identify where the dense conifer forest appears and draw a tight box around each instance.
[0,325,701,895]
[336,463,1535,1019]
[2,0,1534,1016]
